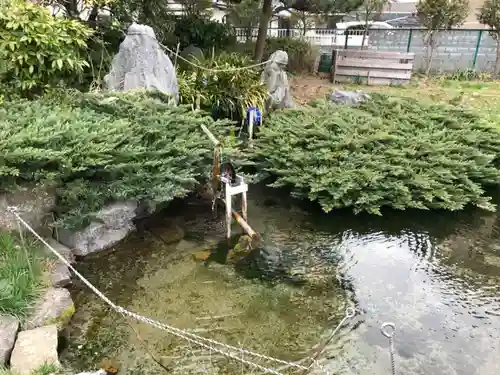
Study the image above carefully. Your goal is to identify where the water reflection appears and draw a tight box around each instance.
[62,186,500,375]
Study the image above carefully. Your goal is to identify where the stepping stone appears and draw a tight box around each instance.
[10,325,60,375]
[0,315,19,365]
[24,288,75,331]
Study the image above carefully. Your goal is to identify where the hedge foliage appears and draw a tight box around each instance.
[177,52,267,122]
[250,94,500,214]
[0,90,238,228]
[0,0,93,95]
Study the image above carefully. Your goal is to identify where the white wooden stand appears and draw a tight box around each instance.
[221,174,248,239]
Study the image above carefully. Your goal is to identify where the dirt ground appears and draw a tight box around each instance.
[289,74,500,120]
[289,74,333,105]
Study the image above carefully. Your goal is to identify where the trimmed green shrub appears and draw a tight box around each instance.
[178,52,267,122]
[250,94,500,214]
[0,90,238,228]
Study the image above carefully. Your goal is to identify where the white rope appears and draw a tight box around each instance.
[8,206,320,375]
[160,42,270,73]
[125,29,271,73]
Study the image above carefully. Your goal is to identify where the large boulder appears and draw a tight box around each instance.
[10,325,60,375]
[58,201,138,256]
[104,23,179,103]
[0,184,56,235]
[24,288,75,331]
[0,315,19,365]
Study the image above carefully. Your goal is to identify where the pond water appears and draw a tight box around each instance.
[61,186,500,375]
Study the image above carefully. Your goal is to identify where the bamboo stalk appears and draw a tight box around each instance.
[231,209,257,239]
[201,124,220,146]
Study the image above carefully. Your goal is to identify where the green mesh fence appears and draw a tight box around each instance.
[318,54,332,73]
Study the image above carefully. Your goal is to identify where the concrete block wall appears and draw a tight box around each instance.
[367,29,499,73]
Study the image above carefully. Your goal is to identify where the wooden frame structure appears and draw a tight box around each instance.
[200,125,258,242]
[331,49,415,86]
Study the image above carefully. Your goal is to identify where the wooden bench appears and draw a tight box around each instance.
[331,49,415,86]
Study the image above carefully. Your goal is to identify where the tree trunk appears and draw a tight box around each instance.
[361,9,369,50]
[425,32,435,76]
[254,0,273,61]
[495,38,500,76]
[301,11,307,36]
[87,5,99,27]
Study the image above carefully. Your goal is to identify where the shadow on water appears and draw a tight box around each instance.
[61,184,500,375]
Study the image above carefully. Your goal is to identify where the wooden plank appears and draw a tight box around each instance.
[334,75,410,86]
[335,49,415,60]
[337,58,414,71]
[335,67,412,80]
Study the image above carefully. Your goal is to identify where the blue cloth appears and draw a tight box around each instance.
[246,107,261,126]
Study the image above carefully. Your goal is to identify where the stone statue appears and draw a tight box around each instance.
[261,50,295,111]
[104,23,179,103]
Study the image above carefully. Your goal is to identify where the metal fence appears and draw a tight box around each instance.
[236,27,499,73]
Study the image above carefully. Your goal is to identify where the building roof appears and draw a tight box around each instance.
[385,2,417,14]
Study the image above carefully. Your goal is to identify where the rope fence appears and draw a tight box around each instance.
[7,206,397,375]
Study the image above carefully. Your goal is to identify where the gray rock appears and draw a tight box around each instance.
[10,325,60,375]
[74,371,107,375]
[104,23,179,103]
[50,263,72,288]
[58,201,138,256]
[24,288,75,331]
[0,184,56,234]
[0,315,19,365]
[44,238,75,264]
[329,90,370,105]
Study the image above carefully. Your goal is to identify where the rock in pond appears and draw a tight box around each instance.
[10,325,60,375]
[50,262,72,288]
[0,315,19,365]
[0,183,56,235]
[58,201,138,256]
[25,288,75,331]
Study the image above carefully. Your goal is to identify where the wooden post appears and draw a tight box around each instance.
[248,109,255,140]
[241,191,248,222]
[225,181,232,239]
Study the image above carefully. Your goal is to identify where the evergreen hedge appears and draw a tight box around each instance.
[0,90,237,228]
[250,94,500,214]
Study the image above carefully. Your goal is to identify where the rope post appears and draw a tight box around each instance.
[472,29,483,70]
[381,322,396,375]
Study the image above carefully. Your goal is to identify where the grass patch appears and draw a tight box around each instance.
[0,232,46,319]
[341,77,500,125]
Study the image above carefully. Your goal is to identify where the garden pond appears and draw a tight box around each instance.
[61,185,500,375]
